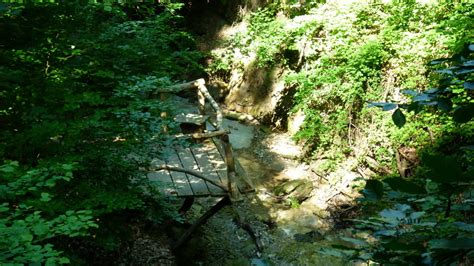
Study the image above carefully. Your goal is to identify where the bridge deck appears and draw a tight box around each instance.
[147,138,253,197]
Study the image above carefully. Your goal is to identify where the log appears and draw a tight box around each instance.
[231,207,264,252]
[153,78,223,130]
[223,110,255,123]
[175,130,230,140]
[154,78,205,93]
[197,83,223,130]
[172,196,231,250]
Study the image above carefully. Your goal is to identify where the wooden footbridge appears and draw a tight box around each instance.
[146,79,257,250]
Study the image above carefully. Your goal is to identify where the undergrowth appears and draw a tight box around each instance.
[0,2,202,263]
[207,0,473,264]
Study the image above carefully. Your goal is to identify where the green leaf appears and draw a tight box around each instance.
[45,179,56,187]
[460,145,474,151]
[379,207,406,224]
[464,82,474,90]
[436,98,453,111]
[453,104,474,123]
[455,68,474,75]
[429,58,448,65]
[367,102,398,111]
[435,69,454,75]
[384,240,423,251]
[374,229,397,236]
[20,233,33,242]
[363,179,384,200]
[40,192,51,202]
[59,257,70,264]
[429,238,474,250]
[384,177,426,194]
[392,109,406,128]
[413,94,432,102]
[339,237,369,248]
[402,89,418,96]
[32,223,50,236]
[454,222,474,232]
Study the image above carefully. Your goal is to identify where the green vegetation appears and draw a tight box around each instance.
[208,0,473,264]
[2,0,473,264]
[0,2,202,263]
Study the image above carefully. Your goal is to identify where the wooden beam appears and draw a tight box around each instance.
[154,78,205,93]
[220,135,241,201]
[175,130,230,140]
[172,196,231,250]
[197,84,223,130]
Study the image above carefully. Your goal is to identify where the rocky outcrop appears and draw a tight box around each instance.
[224,63,296,128]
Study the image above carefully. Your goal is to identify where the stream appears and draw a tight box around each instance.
[173,113,362,265]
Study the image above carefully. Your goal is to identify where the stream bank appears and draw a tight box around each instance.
[173,2,367,264]
[172,116,364,265]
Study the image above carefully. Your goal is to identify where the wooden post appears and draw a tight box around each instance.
[197,88,206,133]
[160,92,168,133]
[221,134,241,201]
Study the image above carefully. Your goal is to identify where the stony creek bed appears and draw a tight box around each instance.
[172,118,365,265]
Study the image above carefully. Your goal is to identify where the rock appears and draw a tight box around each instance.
[287,108,306,135]
[222,119,254,149]
[225,64,296,128]
[309,159,330,177]
[273,179,313,203]
[293,230,324,243]
[266,133,302,159]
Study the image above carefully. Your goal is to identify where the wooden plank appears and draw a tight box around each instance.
[174,130,230,140]
[147,159,178,196]
[147,170,178,196]
[204,140,228,189]
[164,150,194,197]
[176,147,211,196]
[190,145,227,196]
[174,113,209,125]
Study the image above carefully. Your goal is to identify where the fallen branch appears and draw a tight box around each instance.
[151,165,228,192]
[175,129,230,140]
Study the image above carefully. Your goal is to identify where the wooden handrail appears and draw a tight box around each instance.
[156,78,223,130]
[155,78,240,199]
[220,134,241,201]
[174,129,230,140]
[196,82,223,130]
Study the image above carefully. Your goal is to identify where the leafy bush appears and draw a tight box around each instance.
[348,45,474,264]
[207,1,473,264]
[0,2,202,263]
[0,161,97,264]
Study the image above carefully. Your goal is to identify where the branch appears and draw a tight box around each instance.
[175,129,230,140]
[151,165,228,192]
[197,84,223,130]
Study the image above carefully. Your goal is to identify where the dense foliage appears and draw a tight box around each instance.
[2,0,473,264]
[0,2,202,263]
[207,0,473,264]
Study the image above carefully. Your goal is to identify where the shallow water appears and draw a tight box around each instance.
[175,119,351,265]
